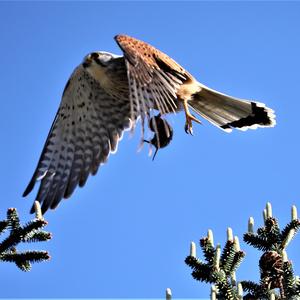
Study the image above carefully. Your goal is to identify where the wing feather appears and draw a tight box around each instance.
[39,104,75,212]
[25,65,131,213]
[115,34,191,131]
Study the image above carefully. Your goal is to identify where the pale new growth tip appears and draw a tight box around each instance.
[231,271,237,286]
[207,229,214,247]
[248,217,254,233]
[282,249,288,262]
[214,244,221,270]
[266,202,272,219]
[292,205,298,221]
[269,292,276,300]
[190,241,196,257]
[34,201,43,220]
[237,282,243,299]
[282,229,295,249]
[227,227,233,242]
[166,288,172,300]
[263,208,267,223]
[234,236,240,252]
[210,285,217,300]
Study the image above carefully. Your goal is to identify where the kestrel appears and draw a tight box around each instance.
[23,34,276,213]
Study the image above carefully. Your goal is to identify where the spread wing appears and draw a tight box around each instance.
[115,34,191,130]
[23,66,131,213]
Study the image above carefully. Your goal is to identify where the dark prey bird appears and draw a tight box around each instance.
[144,114,173,161]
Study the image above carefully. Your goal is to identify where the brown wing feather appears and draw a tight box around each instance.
[115,35,192,131]
[115,34,188,76]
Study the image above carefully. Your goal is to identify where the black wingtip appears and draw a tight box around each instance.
[29,204,35,214]
[23,178,36,197]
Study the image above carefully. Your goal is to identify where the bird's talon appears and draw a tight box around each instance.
[184,124,188,134]
[184,113,201,135]
[184,122,193,135]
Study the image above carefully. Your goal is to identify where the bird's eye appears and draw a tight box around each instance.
[90,53,99,60]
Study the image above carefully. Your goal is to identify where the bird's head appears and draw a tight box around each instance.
[82,51,119,69]
[82,51,122,82]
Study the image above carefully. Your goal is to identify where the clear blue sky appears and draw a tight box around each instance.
[1,1,300,298]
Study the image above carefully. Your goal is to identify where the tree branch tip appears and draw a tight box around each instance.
[248,217,254,233]
[190,241,196,257]
[234,236,240,252]
[227,227,233,242]
[291,205,298,221]
[207,229,214,247]
[266,202,272,219]
[166,288,172,300]
[34,201,43,220]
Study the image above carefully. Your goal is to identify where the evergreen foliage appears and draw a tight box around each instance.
[185,229,245,299]
[185,203,300,299]
[0,202,51,271]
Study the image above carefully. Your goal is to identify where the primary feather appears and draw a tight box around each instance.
[23,65,131,213]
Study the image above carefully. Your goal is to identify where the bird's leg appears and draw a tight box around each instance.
[182,99,201,135]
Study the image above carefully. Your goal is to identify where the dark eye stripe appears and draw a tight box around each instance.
[90,52,99,59]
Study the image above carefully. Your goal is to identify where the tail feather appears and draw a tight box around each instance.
[189,83,276,132]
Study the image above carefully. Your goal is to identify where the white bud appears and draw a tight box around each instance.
[34,201,43,220]
[263,209,267,223]
[269,292,276,300]
[282,249,288,262]
[234,236,240,252]
[166,288,172,300]
[210,285,217,300]
[214,244,221,270]
[190,241,196,257]
[292,205,298,221]
[208,229,214,247]
[231,271,237,286]
[248,217,254,233]
[282,229,295,249]
[237,282,243,299]
[266,202,272,218]
[227,227,233,242]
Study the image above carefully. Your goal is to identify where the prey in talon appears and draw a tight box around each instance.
[144,115,173,161]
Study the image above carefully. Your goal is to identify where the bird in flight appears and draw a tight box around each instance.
[23,34,276,213]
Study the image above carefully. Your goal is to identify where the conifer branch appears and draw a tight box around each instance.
[280,219,300,249]
[281,261,295,298]
[185,255,211,283]
[185,203,300,299]
[185,228,244,299]
[241,280,269,299]
[7,208,21,231]
[0,205,51,271]
[200,236,216,266]
[243,232,270,251]
[0,220,9,235]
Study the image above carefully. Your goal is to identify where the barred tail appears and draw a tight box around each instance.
[189,83,276,132]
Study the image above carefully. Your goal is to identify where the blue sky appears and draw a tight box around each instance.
[0,1,300,298]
